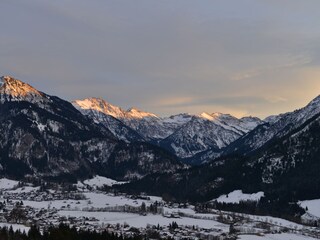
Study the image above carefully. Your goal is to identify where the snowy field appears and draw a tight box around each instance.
[238,233,320,240]
[58,210,229,230]
[21,191,228,230]
[0,178,319,239]
[19,191,315,231]
[23,192,162,210]
[0,178,19,190]
[8,186,40,193]
[300,199,320,218]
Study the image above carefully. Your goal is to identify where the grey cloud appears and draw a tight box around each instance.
[1,0,320,118]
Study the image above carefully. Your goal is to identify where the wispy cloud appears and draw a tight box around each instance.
[231,55,313,81]
[264,96,287,104]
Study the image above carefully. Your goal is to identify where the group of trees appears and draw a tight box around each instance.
[0,224,143,240]
[209,197,305,223]
[139,201,162,215]
[168,221,178,231]
[4,202,27,224]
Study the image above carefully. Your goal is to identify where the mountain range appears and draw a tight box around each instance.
[0,76,182,181]
[117,94,320,204]
[1,75,319,206]
[73,97,262,164]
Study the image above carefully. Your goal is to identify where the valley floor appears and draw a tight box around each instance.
[0,177,319,239]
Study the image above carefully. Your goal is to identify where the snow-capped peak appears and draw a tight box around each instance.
[126,107,158,119]
[73,98,159,120]
[199,112,215,121]
[199,112,236,121]
[198,111,262,134]
[0,76,42,96]
[264,95,320,125]
[0,76,44,102]
[211,112,225,118]
[199,112,225,121]
[72,98,127,119]
[162,113,193,124]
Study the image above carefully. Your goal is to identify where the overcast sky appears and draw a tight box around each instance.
[1,0,320,118]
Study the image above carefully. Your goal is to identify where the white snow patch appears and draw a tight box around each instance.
[0,178,19,190]
[214,190,264,204]
[299,199,320,218]
[36,122,46,131]
[83,176,127,189]
[238,233,319,240]
[8,186,40,193]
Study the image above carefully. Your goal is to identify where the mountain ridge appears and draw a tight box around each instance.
[74,97,262,162]
[1,75,320,214]
[223,93,320,157]
[0,76,184,181]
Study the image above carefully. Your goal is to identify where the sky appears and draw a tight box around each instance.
[1,0,320,119]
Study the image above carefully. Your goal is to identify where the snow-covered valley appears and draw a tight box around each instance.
[0,177,319,239]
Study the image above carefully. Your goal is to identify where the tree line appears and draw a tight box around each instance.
[0,224,143,240]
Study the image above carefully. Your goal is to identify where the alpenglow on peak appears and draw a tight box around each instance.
[73,98,158,120]
[0,76,44,102]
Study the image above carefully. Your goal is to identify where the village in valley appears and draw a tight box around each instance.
[0,177,319,240]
